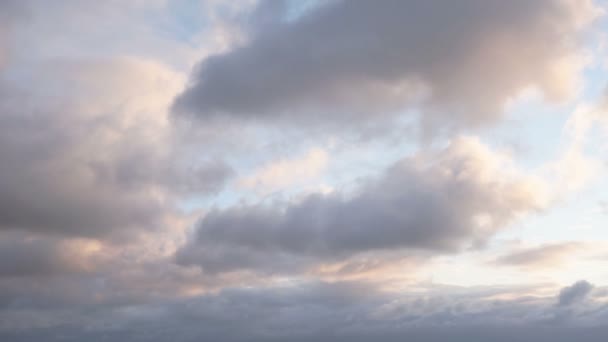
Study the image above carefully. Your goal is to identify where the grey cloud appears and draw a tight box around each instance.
[0,57,232,239]
[174,0,596,130]
[173,159,234,195]
[176,137,544,275]
[5,327,608,342]
[0,84,163,239]
[0,233,96,277]
[1,281,607,342]
[0,11,188,240]
[558,280,594,307]
[0,0,22,68]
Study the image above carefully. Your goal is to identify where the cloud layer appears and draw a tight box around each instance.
[2,280,607,342]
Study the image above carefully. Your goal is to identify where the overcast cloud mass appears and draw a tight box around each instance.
[1,0,608,341]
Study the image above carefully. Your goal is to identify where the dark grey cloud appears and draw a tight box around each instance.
[1,280,607,342]
[174,0,596,130]
[0,233,96,277]
[5,326,608,342]
[558,280,594,307]
[176,137,544,275]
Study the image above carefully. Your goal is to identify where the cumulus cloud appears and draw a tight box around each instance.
[0,5,242,324]
[174,0,599,130]
[0,56,233,239]
[558,280,594,307]
[177,137,547,275]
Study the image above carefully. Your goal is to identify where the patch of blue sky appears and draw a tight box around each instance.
[176,110,421,212]
[284,0,325,22]
[480,94,574,171]
[492,105,608,244]
[497,179,608,245]
[481,81,604,177]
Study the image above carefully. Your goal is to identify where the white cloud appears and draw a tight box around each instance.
[238,147,329,194]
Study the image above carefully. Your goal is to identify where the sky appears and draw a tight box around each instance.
[1,0,608,341]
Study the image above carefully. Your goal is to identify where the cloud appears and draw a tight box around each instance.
[0,2,607,341]
[494,242,584,269]
[176,137,546,275]
[541,103,605,198]
[0,56,232,240]
[238,147,329,194]
[600,201,608,215]
[174,0,599,131]
[0,0,24,68]
[0,232,100,277]
[596,89,608,153]
[558,280,594,307]
[1,280,608,341]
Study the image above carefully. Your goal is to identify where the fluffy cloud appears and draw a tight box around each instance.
[174,0,599,130]
[177,137,547,275]
[0,56,233,239]
[0,4,242,324]
[558,280,594,307]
